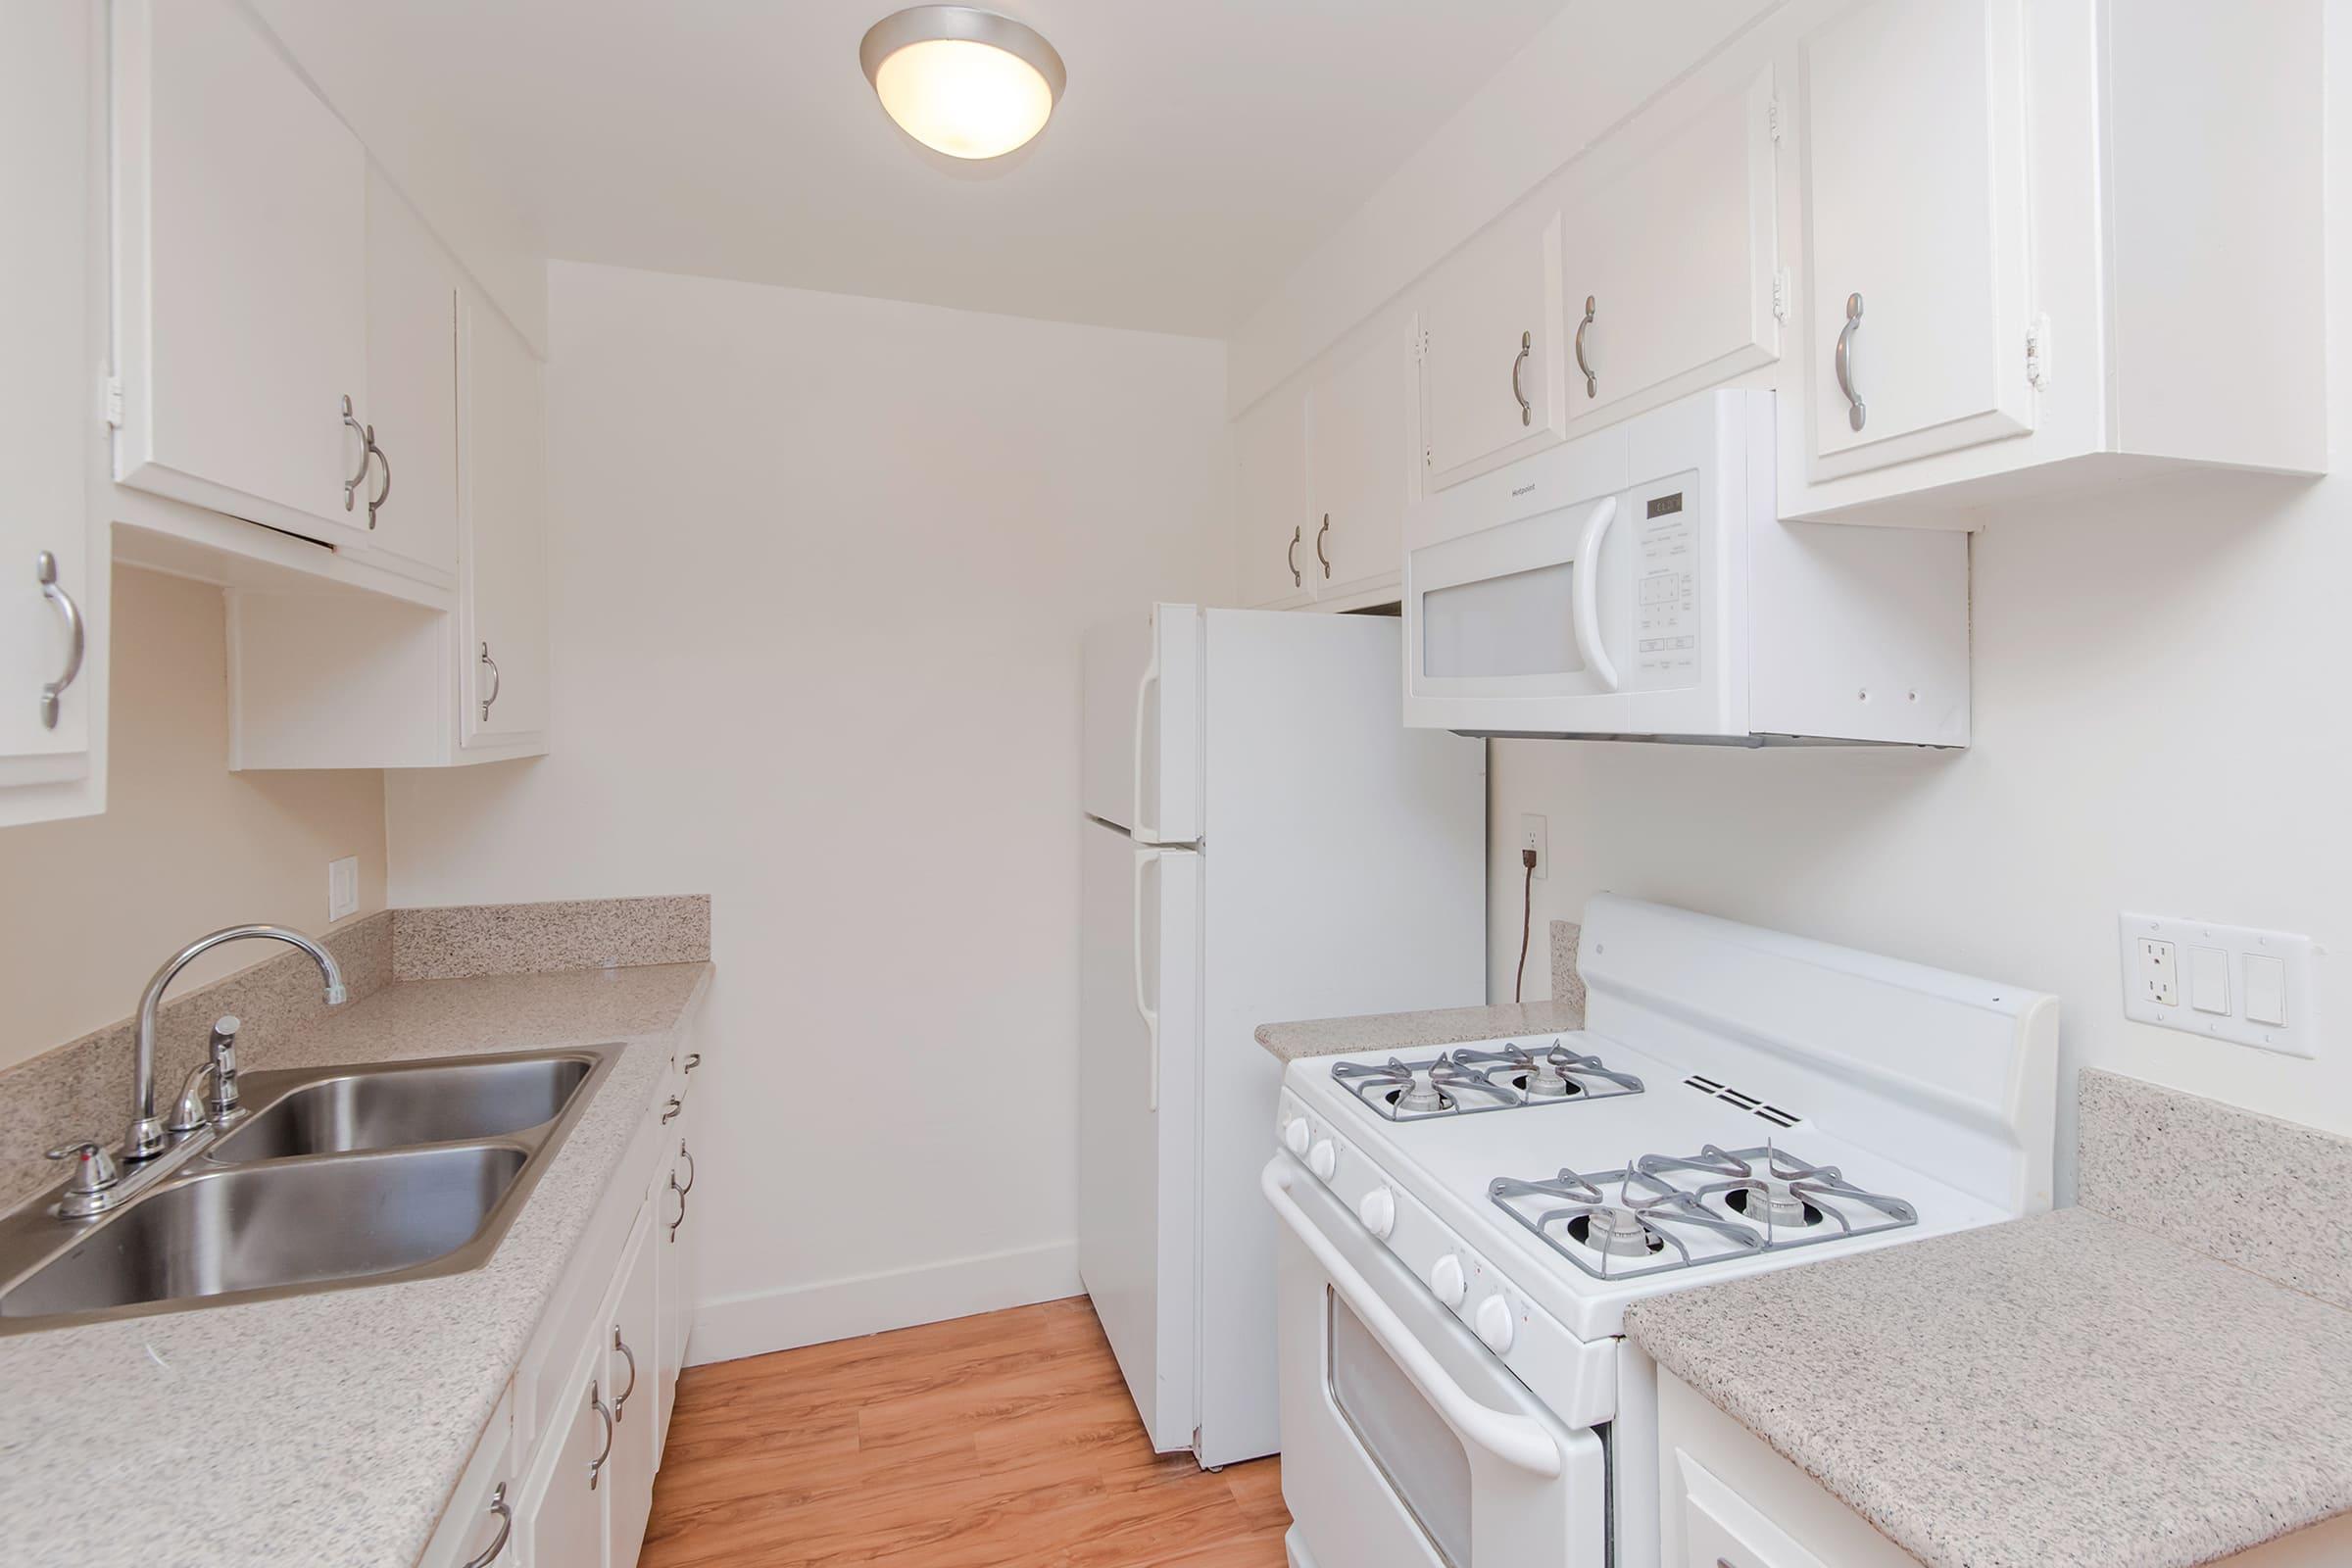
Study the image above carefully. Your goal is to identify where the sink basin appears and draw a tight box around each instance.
[0,1045,615,1334]
[209,1053,595,1161]
[0,1143,526,1321]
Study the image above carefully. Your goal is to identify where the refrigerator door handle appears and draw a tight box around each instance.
[1132,848,1161,1111]
[1131,625,1161,845]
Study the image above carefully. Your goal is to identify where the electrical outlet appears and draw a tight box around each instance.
[326,856,360,922]
[2120,913,2319,1058]
[1519,813,1547,879]
[2135,938,2178,1007]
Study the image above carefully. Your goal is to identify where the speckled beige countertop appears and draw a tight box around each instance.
[1627,1205,2352,1568]
[0,960,713,1568]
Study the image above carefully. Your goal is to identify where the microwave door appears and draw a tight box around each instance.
[1410,493,1622,705]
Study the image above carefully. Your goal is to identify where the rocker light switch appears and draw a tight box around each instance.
[2188,947,2230,1015]
[2244,956,2287,1027]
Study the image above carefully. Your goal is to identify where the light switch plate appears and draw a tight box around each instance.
[2119,912,2317,1058]
[326,856,360,922]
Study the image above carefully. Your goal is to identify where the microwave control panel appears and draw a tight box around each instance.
[1632,476,1699,686]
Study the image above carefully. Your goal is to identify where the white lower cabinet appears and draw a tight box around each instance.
[422,1030,707,1568]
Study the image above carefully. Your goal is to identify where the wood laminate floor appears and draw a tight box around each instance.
[641,1297,1291,1567]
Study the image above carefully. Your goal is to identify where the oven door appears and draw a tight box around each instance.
[1263,1157,1607,1568]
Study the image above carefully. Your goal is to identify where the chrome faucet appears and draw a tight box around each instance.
[125,926,347,1160]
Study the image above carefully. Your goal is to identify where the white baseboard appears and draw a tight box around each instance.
[687,1239,1083,1366]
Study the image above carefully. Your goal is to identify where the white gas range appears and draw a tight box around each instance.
[1263,896,2058,1568]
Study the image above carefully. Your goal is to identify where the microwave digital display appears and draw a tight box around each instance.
[1646,492,1685,519]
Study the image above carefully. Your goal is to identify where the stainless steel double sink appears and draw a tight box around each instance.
[0,1047,615,1335]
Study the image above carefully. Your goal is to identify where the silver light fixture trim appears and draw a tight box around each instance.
[859,5,1067,160]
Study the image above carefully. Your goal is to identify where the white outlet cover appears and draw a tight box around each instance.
[327,856,360,922]
[2119,912,2317,1058]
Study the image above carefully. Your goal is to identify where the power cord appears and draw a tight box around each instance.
[1513,847,1538,1003]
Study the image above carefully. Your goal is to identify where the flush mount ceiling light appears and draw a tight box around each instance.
[858,6,1066,161]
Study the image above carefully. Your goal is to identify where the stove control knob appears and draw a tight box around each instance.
[1307,1140,1337,1182]
[1282,1117,1312,1157]
[1429,1253,1467,1307]
[1357,1186,1396,1240]
[1474,1295,1516,1354]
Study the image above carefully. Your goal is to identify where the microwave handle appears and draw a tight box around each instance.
[1571,495,1621,691]
[1262,1158,1564,1480]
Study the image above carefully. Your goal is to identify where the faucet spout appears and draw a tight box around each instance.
[126,926,347,1160]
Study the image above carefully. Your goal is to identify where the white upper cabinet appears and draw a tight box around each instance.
[111,0,372,549]
[1416,211,1564,491]
[0,3,104,826]
[1783,0,2325,520]
[1796,0,2034,477]
[462,294,552,749]
[1304,327,1413,603]
[1236,390,1310,610]
[358,169,462,585]
[1561,68,1782,435]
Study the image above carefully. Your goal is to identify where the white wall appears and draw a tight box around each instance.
[1244,4,2352,1203]
[386,262,1231,1355]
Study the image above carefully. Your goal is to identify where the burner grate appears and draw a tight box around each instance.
[1333,1041,1643,1122]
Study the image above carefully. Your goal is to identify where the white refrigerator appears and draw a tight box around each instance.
[1079,604,1485,1468]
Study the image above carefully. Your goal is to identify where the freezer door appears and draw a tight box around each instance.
[1081,605,1203,844]
[1077,818,1201,1452]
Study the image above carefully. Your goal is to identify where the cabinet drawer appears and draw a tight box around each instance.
[1675,1449,1831,1568]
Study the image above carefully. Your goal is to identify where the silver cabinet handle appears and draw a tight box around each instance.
[340,395,373,512]
[35,552,84,731]
[611,1325,638,1422]
[662,1095,682,1125]
[586,1381,614,1489]
[1315,514,1331,579]
[1287,525,1300,587]
[365,434,392,530]
[1575,296,1596,399]
[1511,330,1532,425]
[676,1138,696,1196]
[1835,291,1867,431]
[477,642,501,722]
[682,1052,702,1074]
[668,1168,689,1243]
[461,1484,513,1567]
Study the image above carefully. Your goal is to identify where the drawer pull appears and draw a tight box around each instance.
[1575,295,1596,398]
[365,433,392,529]
[477,642,502,723]
[340,395,373,512]
[612,1326,638,1422]
[682,1052,702,1074]
[461,1484,513,1567]
[586,1381,614,1490]
[1287,525,1301,588]
[661,1095,682,1125]
[1511,330,1533,425]
[1315,514,1330,579]
[668,1168,689,1243]
[35,552,85,731]
[1835,291,1867,431]
[677,1139,697,1195]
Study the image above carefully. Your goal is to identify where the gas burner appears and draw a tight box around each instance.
[1488,1164,1763,1280]
[1332,1053,1515,1121]
[1492,1145,1920,1279]
[1453,1042,1644,1104]
[1637,1144,1919,1247]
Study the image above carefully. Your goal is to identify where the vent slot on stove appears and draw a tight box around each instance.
[1683,1075,1801,1129]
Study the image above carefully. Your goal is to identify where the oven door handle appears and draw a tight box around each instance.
[1262,1158,1563,1480]
[1570,493,1620,692]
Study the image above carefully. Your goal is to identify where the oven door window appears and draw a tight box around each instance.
[1328,1290,1473,1567]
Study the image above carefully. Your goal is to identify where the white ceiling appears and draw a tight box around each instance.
[248,0,1570,338]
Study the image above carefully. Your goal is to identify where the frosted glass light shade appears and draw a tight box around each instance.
[859,7,1066,160]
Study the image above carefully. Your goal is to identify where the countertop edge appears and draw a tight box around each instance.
[1254,1000,1586,1062]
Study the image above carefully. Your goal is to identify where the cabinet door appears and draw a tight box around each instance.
[361,169,461,582]
[519,1358,612,1568]
[1563,68,1781,433]
[1799,0,2034,474]
[113,0,370,545]
[1417,211,1563,490]
[607,1204,660,1567]
[459,294,551,748]
[1234,391,1309,609]
[0,2,99,814]
[1303,327,1412,602]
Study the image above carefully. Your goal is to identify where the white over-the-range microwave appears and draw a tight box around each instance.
[1401,389,1971,745]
